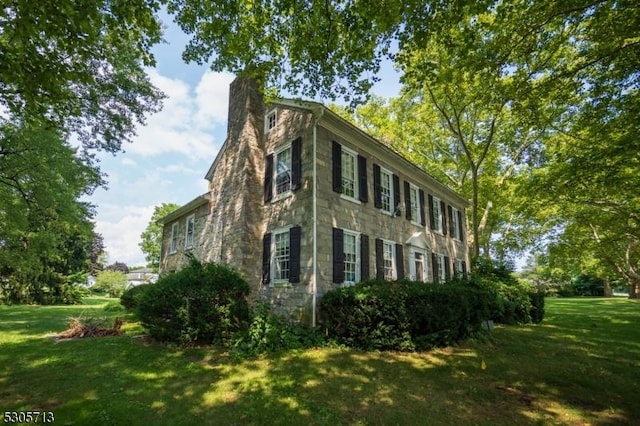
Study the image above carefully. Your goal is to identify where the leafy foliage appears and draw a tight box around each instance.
[320,279,488,351]
[105,262,130,274]
[232,303,324,357]
[139,203,180,269]
[120,283,153,312]
[92,270,127,298]
[136,258,251,346]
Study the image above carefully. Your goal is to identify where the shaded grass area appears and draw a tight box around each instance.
[0,297,638,425]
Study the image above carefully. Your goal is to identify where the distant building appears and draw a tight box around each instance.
[125,268,158,289]
[159,77,469,325]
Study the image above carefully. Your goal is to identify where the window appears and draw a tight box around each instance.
[409,184,421,224]
[449,206,464,241]
[431,196,444,233]
[332,142,367,202]
[456,259,466,275]
[433,253,450,283]
[275,145,292,196]
[409,248,429,282]
[343,231,359,283]
[265,109,277,132]
[383,241,395,280]
[273,230,290,282]
[185,214,195,249]
[341,149,357,198]
[262,227,301,285]
[264,138,301,202]
[169,222,179,254]
[380,168,392,214]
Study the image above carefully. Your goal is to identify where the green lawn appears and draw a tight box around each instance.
[1,297,638,425]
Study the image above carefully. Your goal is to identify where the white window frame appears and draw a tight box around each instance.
[273,144,292,200]
[184,214,195,249]
[169,222,179,254]
[451,206,462,240]
[435,253,447,283]
[409,183,421,225]
[409,247,429,282]
[343,230,360,285]
[456,259,465,275]
[265,109,278,133]
[380,167,393,215]
[432,196,444,234]
[341,146,359,202]
[382,239,397,280]
[271,227,291,284]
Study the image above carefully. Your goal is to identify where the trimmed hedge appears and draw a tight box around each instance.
[320,279,489,351]
[136,258,251,345]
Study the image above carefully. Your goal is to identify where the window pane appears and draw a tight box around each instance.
[341,151,356,198]
[344,233,357,282]
[381,171,391,212]
[274,232,290,280]
[383,242,394,280]
[410,187,419,222]
[275,148,291,195]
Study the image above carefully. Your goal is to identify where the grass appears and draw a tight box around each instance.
[0,297,638,425]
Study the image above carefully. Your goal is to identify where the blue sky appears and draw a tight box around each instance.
[91,12,402,266]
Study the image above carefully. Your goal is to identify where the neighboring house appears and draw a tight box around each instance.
[125,268,158,289]
[159,77,469,325]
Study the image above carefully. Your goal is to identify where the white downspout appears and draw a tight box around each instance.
[312,107,324,328]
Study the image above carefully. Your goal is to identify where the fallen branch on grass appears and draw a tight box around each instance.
[57,317,124,339]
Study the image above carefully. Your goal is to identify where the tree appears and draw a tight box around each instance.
[92,270,127,298]
[139,203,180,269]
[105,262,130,274]
[0,0,164,154]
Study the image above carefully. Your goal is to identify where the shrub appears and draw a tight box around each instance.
[120,284,152,312]
[320,279,488,351]
[136,258,250,346]
[529,290,545,323]
[232,303,325,356]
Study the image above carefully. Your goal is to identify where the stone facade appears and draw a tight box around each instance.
[160,77,470,325]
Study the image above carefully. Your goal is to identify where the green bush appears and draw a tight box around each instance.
[320,279,488,351]
[120,284,153,312]
[91,270,127,298]
[232,303,325,356]
[529,290,545,323]
[136,258,250,346]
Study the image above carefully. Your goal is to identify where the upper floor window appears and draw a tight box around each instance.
[332,141,368,203]
[265,109,277,132]
[451,206,461,240]
[185,214,195,249]
[264,137,302,203]
[430,195,444,234]
[275,145,292,196]
[169,222,179,254]
[341,148,357,198]
[380,168,392,214]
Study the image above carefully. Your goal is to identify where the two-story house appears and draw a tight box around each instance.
[159,77,469,326]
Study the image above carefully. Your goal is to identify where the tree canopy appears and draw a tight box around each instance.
[139,203,180,270]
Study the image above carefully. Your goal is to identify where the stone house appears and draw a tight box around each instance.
[159,77,469,326]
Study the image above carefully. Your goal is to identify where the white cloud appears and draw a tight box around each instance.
[124,69,233,159]
[121,157,138,166]
[95,204,156,267]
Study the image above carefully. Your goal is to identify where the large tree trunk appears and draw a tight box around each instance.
[629,280,640,299]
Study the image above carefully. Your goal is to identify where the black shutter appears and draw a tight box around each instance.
[419,189,426,226]
[396,243,404,279]
[432,253,438,284]
[332,228,344,283]
[393,174,401,216]
[264,154,273,203]
[361,234,370,280]
[358,155,368,203]
[289,226,301,283]
[444,256,451,281]
[332,141,342,193]
[428,194,435,229]
[441,200,447,235]
[404,181,411,220]
[373,164,382,208]
[291,137,302,191]
[262,233,272,284]
[375,238,384,279]
[448,205,454,236]
[458,209,464,241]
